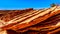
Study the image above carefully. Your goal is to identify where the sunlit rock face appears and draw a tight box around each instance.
[0,30,7,34]
[0,8,34,34]
[0,6,60,34]
[55,22,60,26]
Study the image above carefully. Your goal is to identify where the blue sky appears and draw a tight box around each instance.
[0,0,60,10]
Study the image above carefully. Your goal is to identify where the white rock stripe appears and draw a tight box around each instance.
[0,20,6,27]
[55,22,60,26]
[0,30,7,34]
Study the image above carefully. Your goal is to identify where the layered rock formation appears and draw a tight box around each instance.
[0,6,60,34]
